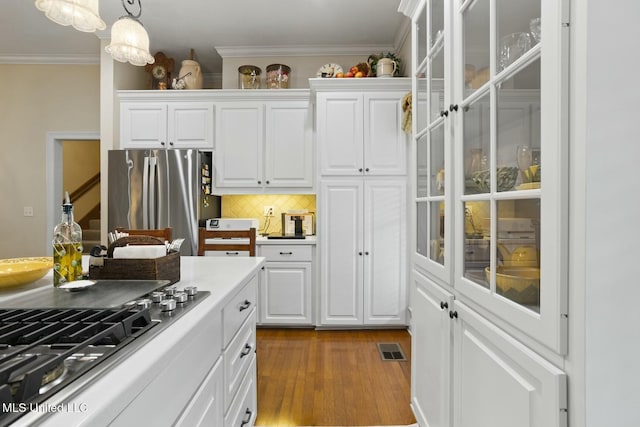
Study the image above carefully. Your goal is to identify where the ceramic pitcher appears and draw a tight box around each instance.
[179,59,203,89]
[376,58,397,77]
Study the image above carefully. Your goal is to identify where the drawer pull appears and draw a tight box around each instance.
[240,408,252,426]
[239,300,252,311]
[226,251,240,256]
[240,343,253,358]
[279,251,293,255]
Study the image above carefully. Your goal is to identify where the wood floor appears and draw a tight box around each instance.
[255,328,416,427]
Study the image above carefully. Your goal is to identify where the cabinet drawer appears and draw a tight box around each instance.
[204,250,251,257]
[223,275,257,346]
[260,245,312,262]
[224,357,257,427]
[174,357,223,427]
[224,311,256,412]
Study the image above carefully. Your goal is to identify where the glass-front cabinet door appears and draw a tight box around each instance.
[414,0,451,283]
[453,0,568,353]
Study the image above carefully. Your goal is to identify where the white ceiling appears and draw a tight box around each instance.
[0,0,409,74]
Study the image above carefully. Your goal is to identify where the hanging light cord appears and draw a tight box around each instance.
[122,0,142,19]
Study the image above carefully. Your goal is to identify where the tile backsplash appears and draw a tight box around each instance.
[221,194,316,235]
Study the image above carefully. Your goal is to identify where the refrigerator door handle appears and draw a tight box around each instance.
[148,156,157,230]
[142,156,150,229]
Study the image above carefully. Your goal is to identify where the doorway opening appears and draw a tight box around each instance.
[45,132,100,254]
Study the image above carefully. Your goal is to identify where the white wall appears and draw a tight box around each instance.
[570,1,640,426]
[0,64,100,259]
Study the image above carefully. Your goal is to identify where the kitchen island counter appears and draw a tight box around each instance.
[2,256,264,426]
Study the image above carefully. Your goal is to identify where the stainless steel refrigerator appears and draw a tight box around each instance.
[108,149,221,256]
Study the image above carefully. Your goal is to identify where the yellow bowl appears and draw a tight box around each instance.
[485,266,540,305]
[0,257,53,289]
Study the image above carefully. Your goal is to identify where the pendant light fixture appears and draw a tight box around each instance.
[34,0,106,32]
[105,0,154,66]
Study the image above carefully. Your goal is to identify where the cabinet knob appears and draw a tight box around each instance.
[440,301,448,310]
[169,141,174,146]
[358,252,363,256]
[365,251,369,255]
[359,168,363,172]
[258,180,262,184]
[449,104,459,112]
[440,110,449,118]
[365,168,370,172]
[160,141,166,146]
[266,180,270,184]
[449,310,458,319]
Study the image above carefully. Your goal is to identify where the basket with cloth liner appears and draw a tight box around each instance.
[89,235,180,285]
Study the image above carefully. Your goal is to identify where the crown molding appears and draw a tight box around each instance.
[0,53,100,65]
[215,45,398,59]
[397,0,422,18]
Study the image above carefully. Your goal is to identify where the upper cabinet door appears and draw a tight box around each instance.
[167,102,214,149]
[215,103,263,188]
[364,93,407,176]
[453,0,569,353]
[317,93,363,176]
[264,102,314,187]
[120,102,168,149]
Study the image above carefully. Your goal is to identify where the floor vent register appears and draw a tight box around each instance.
[376,343,407,361]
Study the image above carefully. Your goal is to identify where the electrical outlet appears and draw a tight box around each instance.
[263,206,275,217]
[23,206,34,217]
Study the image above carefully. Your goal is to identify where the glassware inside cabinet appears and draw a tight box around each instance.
[463,92,490,195]
[496,58,541,192]
[493,199,541,312]
[497,0,540,72]
[462,0,490,92]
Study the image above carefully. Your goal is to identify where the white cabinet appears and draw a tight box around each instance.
[401,0,570,424]
[317,91,407,176]
[214,99,313,191]
[411,270,453,427]
[411,269,567,427]
[258,244,313,325]
[320,179,407,326]
[221,274,257,424]
[120,101,214,149]
[175,358,224,427]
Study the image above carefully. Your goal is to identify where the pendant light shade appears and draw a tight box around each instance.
[105,16,154,66]
[34,0,106,32]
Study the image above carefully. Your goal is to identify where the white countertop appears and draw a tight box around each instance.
[2,256,265,426]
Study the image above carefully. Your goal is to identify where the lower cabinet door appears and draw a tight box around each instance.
[225,357,257,427]
[453,301,567,427]
[411,270,453,427]
[175,357,224,427]
[260,262,312,325]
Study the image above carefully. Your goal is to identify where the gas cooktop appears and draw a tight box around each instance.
[0,281,209,426]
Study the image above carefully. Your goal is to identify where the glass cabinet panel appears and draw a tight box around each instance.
[496,0,541,73]
[463,200,490,285]
[430,48,445,123]
[496,59,541,191]
[416,5,428,67]
[463,0,490,92]
[430,202,445,264]
[416,76,428,132]
[431,0,445,46]
[417,202,428,257]
[417,132,428,198]
[463,92,490,195]
[430,123,445,196]
[494,199,540,312]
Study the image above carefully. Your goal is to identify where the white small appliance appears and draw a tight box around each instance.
[205,218,258,232]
